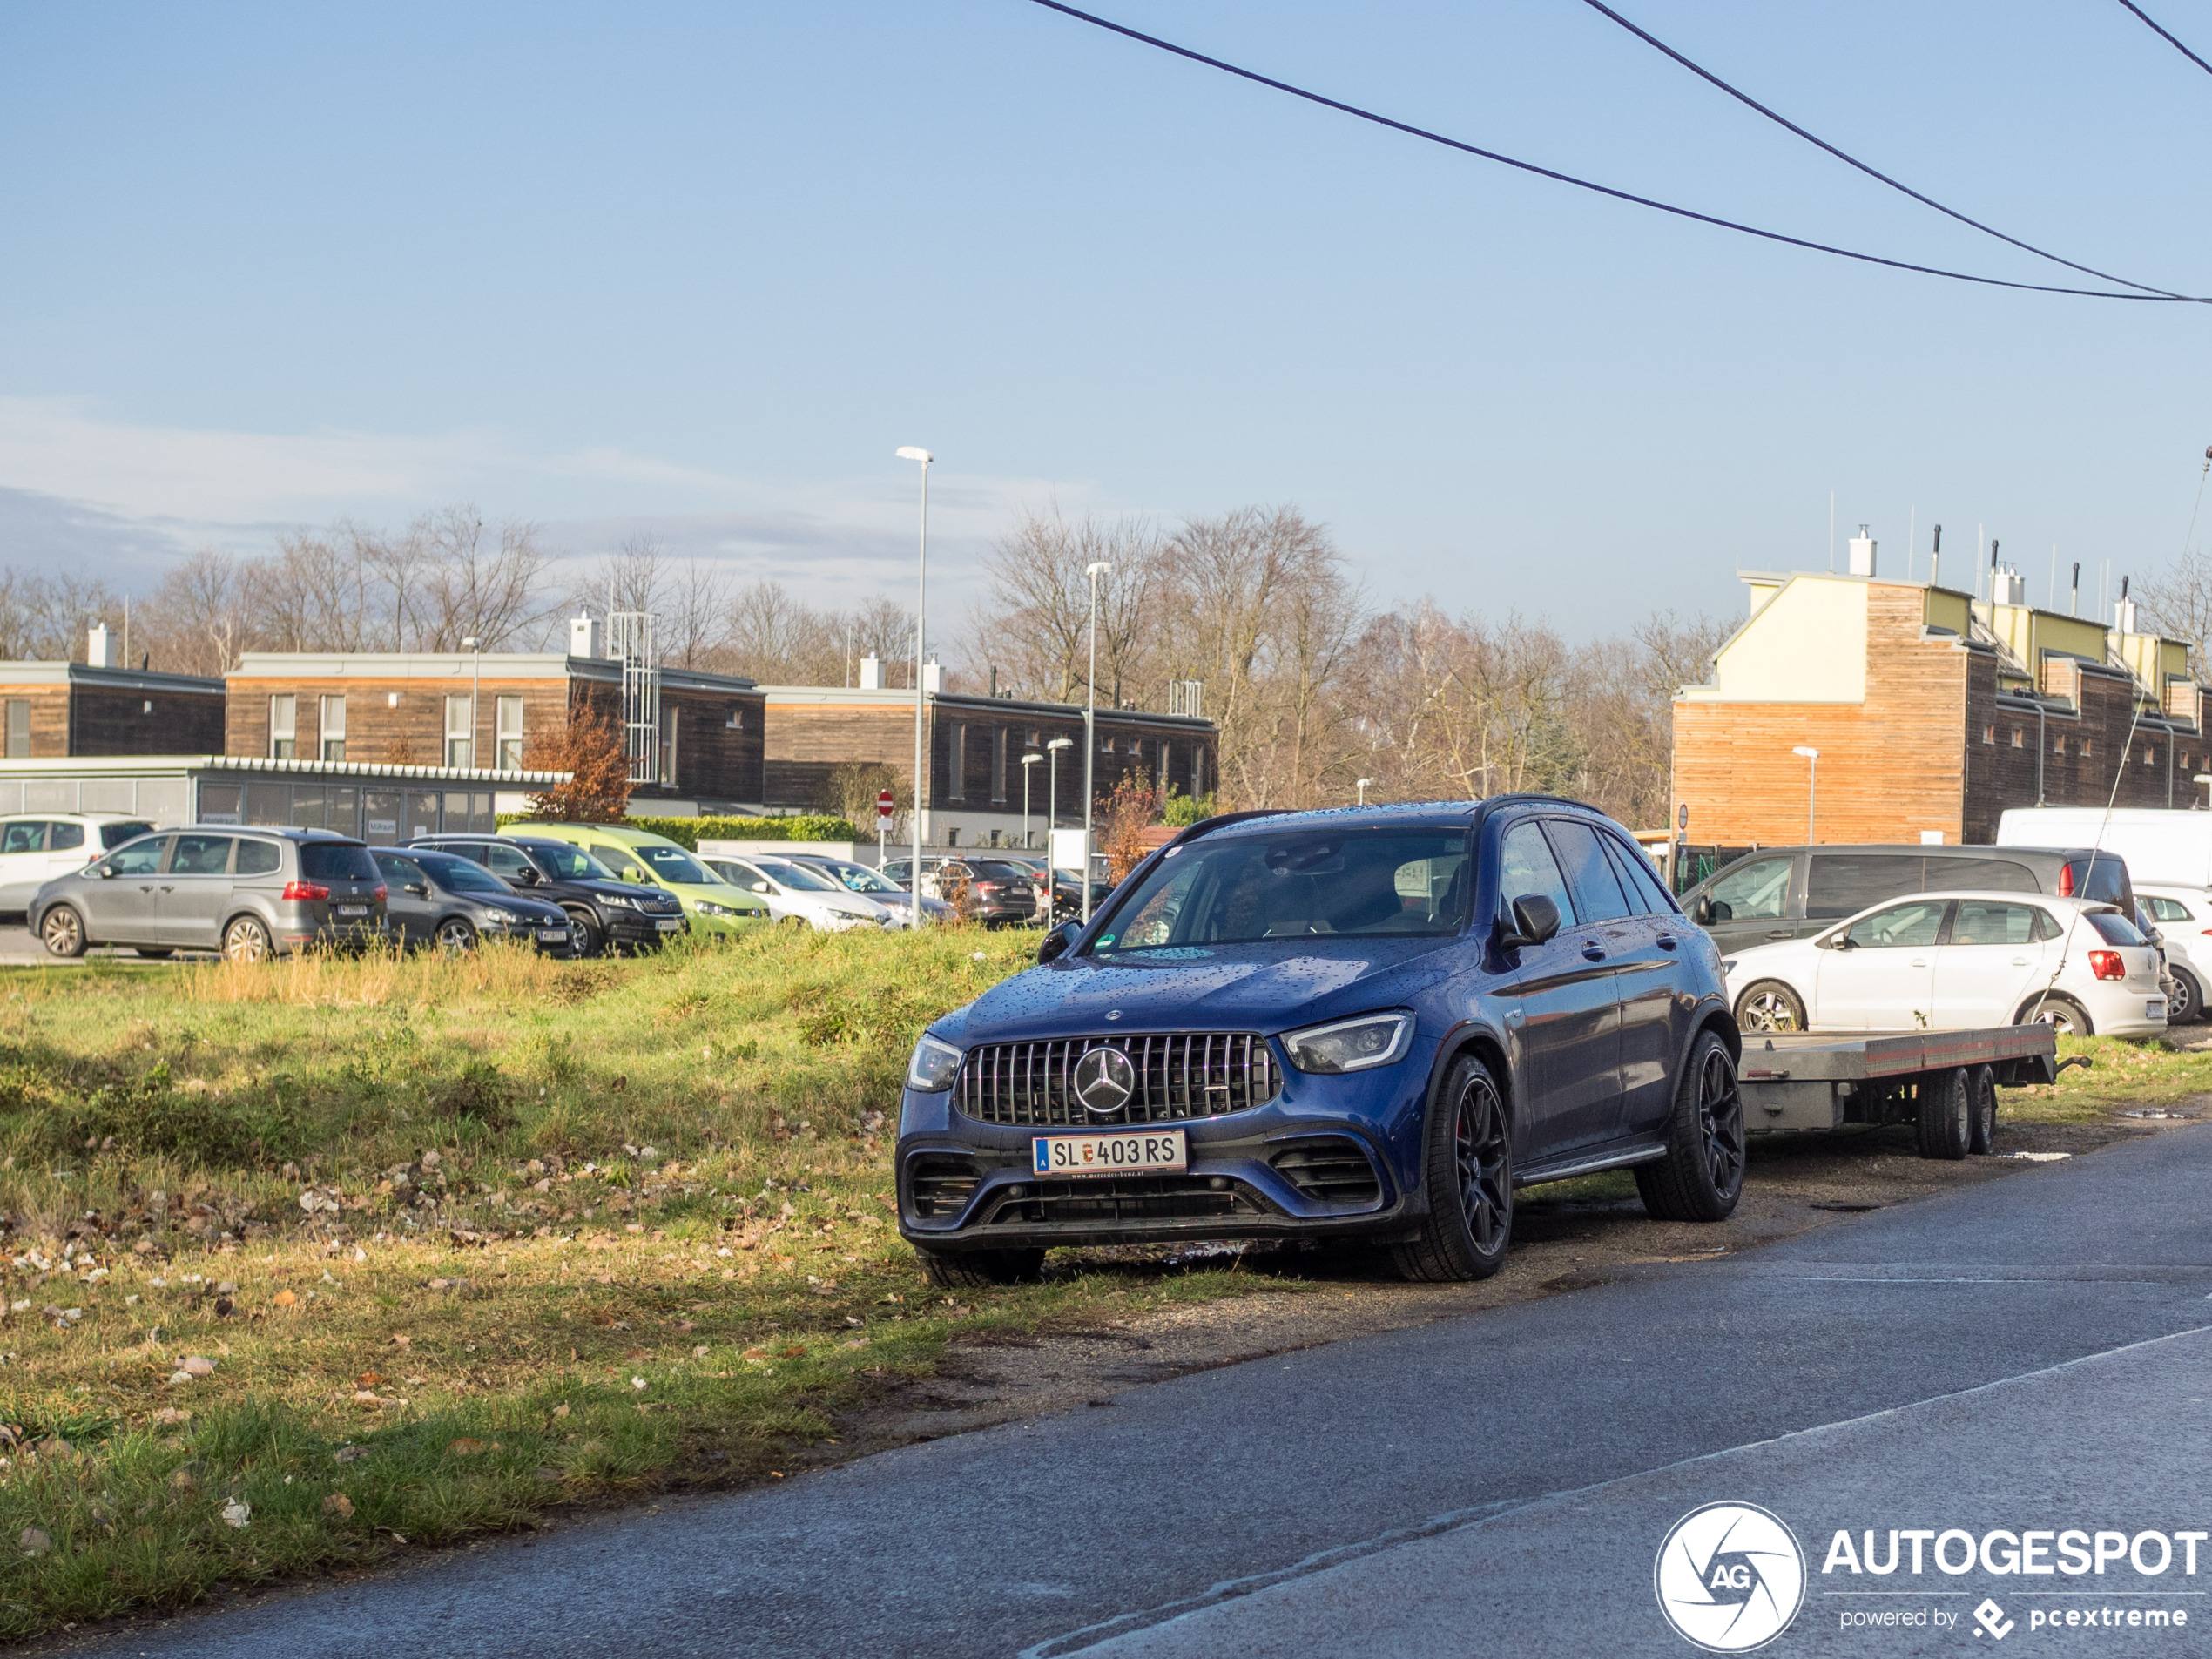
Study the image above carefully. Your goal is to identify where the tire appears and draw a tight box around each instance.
[38,906,86,959]
[565,907,604,959]
[1916,1067,1973,1161]
[1392,1053,1514,1283]
[912,1244,1045,1288]
[1734,980,1808,1034]
[435,917,479,954]
[2169,968,2202,1026]
[1635,1030,1745,1223]
[2015,992,2093,1037]
[1967,1063,1999,1156]
[221,915,271,963]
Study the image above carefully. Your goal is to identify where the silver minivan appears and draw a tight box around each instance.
[32,828,388,960]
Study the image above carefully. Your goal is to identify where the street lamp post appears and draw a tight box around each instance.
[1082,561,1111,923]
[1792,745,1820,842]
[462,636,481,770]
[1356,777,1372,807]
[1046,735,1073,913]
[896,447,933,921]
[1020,751,1042,851]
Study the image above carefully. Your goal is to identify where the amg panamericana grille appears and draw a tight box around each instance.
[956,1034,1282,1127]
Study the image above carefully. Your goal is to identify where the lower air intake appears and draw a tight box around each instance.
[1270,1137,1383,1207]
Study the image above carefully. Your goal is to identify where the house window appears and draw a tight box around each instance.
[658,706,679,786]
[2146,746,2158,767]
[2054,735,2067,756]
[3,699,27,759]
[444,695,474,769]
[2011,729,2024,748]
[496,696,524,771]
[2082,739,2094,758]
[267,694,296,760]
[319,695,346,762]
[991,728,1008,803]
[948,723,967,800]
[1981,725,1995,745]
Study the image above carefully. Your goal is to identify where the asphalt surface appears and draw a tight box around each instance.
[74,1128,2212,1659]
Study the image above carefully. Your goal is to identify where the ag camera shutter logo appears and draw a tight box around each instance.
[1655,1502,1806,1652]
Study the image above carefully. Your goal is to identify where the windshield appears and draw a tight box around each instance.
[755,858,839,893]
[822,861,899,894]
[421,854,510,895]
[526,842,615,880]
[636,843,718,886]
[1095,829,1473,953]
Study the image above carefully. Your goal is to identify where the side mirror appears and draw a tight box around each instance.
[1497,893,1561,949]
[1691,895,1712,925]
[514,866,541,887]
[1036,921,1082,965]
[95,866,115,880]
[403,882,428,897]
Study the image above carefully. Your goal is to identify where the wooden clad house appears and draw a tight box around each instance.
[1673,569,2209,853]
[0,658,226,759]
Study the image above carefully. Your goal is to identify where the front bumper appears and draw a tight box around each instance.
[606,910,688,946]
[894,1038,1435,1251]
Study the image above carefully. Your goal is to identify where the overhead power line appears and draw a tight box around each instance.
[1025,0,2211,304]
[2114,0,2212,78]
[1576,0,2182,298]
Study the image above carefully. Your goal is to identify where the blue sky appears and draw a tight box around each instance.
[3,1,2209,632]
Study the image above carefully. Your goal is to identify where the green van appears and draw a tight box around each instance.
[509,824,769,936]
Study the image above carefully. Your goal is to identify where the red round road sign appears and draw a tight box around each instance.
[876,790,894,820]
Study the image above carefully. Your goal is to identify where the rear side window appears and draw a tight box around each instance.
[1806,854,1925,920]
[1498,820,1577,927]
[1947,900,2044,946]
[49,822,84,852]
[169,834,233,876]
[300,843,380,882]
[1605,837,1678,915]
[2088,910,2148,947]
[1543,820,1634,922]
[1922,856,2039,894]
[235,840,282,878]
[99,820,155,850]
[2148,896,2194,924]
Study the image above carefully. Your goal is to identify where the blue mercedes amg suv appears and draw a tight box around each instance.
[896,797,1743,1287]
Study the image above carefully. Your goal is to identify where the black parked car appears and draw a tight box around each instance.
[881,856,1042,926]
[407,834,687,956]
[370,848,571,954]
[897,796,1742,1288]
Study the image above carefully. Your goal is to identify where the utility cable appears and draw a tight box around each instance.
[2114,0,2212,78]
[1025,1,2209,303]
[1577,0,2184,298]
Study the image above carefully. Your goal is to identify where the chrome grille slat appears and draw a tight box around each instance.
[956,1031,1282,1127]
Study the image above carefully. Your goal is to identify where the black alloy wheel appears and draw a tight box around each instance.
[1393,1054,1513,1283]
[1635,1030,1745,1223]
[565,907,604,958]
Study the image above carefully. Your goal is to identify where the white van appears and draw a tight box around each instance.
[0,813,158,911]
[1995,808,2212,887]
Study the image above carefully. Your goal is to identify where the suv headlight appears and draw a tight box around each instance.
[484,907,516,925]
[907,1034,962,1092]
[602,893,637,910]
[1282,1012,1413,1075]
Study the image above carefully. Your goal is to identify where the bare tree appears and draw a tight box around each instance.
[136,550,258,675]
[2138,552,2212,678]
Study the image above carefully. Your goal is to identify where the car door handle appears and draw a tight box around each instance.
[1910,957,1928,967]
[1765,928,1793,940]
[1656,934,1678,950]
[2012,956,2030,966]
[1582,944,1608,961]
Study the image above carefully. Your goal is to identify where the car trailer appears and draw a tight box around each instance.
[1736,1026,2079,1161]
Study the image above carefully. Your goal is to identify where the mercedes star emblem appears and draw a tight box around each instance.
[1073,1047,1137,1116]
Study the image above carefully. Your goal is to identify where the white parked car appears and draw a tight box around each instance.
[0,813,158,911]
[1724,889,2168,1040]
[700,855,900,933]
[2136,884,2212,1024]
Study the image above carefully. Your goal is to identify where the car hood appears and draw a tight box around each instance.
[943,936,1466,1044]
[791,890,889,917]
[563,878,673,902]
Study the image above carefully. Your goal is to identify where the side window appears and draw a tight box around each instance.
[1949,900,2041,947]
[1841,899,1948,949]
[482,845,533,879]
[2033,907,2064,942]
[1925,856,2039,894]
[1543,820,1634,923]
[48,822,84,853]
[381,856,426,889]
[1806,854,1926,920]
[105,837,169,878]
[1,821,46,855]
[169,835,234,876]
[2148,896,2193,924]
[597,846,649,883]
[1603,835,1676,916]
[235,840,282,878]
[1706,855,1792,921]
[1497,820,1578,929]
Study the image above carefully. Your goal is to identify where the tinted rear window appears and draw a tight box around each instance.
[2067,856,2132,908]
[1922,856,2040,894]
[300,843,380,881]
[2088,910,2148,946]
[98,821,155,851]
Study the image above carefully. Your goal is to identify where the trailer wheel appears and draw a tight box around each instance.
[1734,981,1807,1034]
[2014,993,2093,1037]
[1967,1064,1998,1156]
[1635,1031,1743,1223]
[1916,1068,1972,1160]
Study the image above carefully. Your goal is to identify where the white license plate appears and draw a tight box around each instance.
[336,905,368,917]
[539,928,569,943]
[1033,1129,1187,1177]
[2150,999,2169,1020]
[654,917,683,931]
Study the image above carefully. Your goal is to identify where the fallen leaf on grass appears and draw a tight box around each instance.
[780,1345,806,1359]
[447,1439,489,1456]
[219,1500,251,1529]
[322,1493,354,1520]
[179,1355,215,1377]
[334,1447,369,1464]
[18,1527,50,1556]
[390,1335,411,1349]
[273,1291,297,1308]
[355,1372,382,1388]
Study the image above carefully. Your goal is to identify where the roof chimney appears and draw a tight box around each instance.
[86,623,111,669]
[858,653,883,691]
[568,613,602,660]
[1846,526,1877,578]
[1992,564,2026,606]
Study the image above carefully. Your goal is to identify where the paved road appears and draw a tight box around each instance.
[81,1130,2212,1658]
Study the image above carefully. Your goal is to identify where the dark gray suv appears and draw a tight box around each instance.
[371,848,571,954]
[33,829,388,961]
